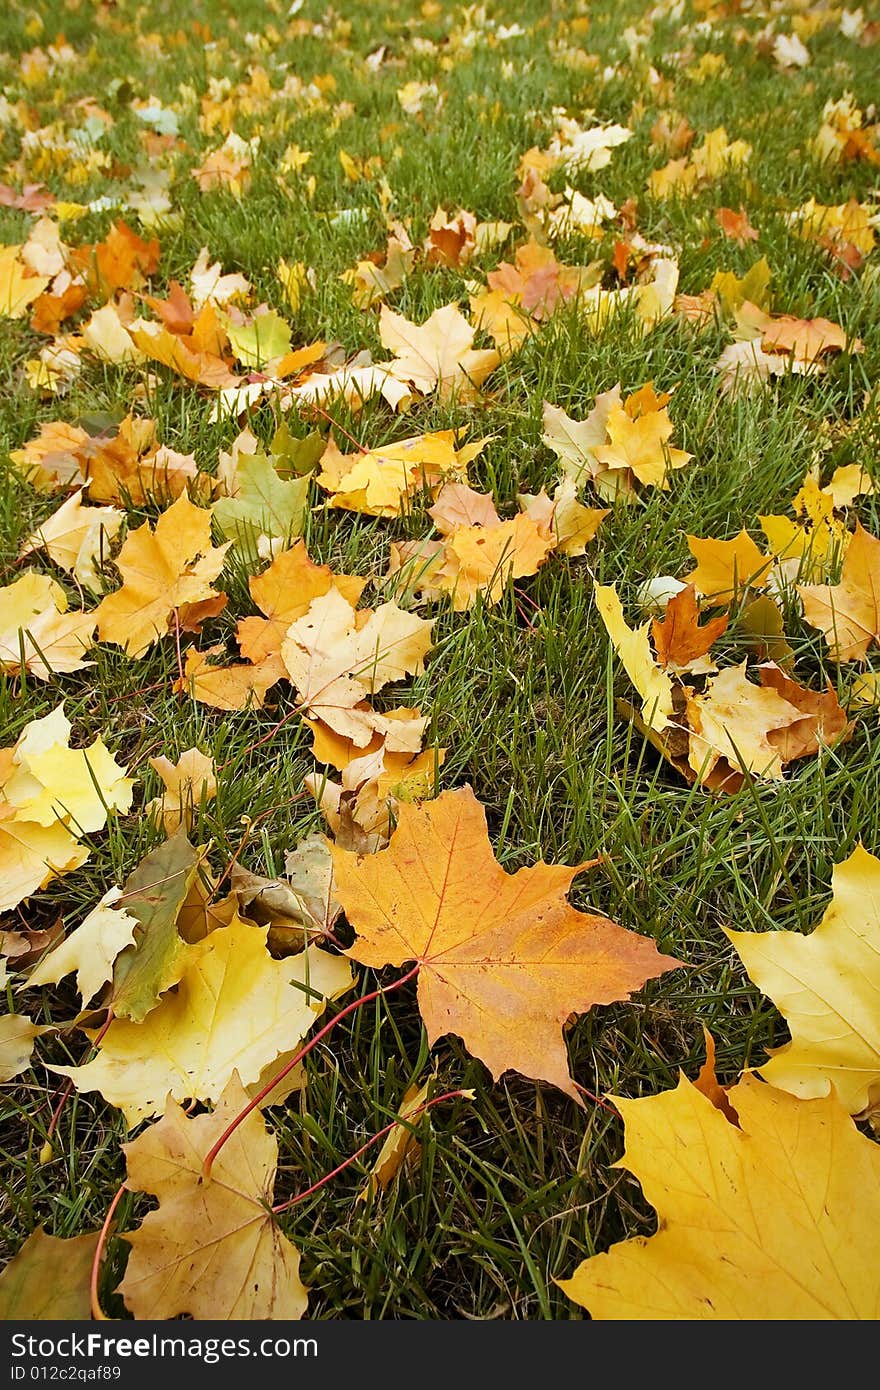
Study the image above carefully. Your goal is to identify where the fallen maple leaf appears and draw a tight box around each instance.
[146,748,217,834]
[0,1228,99,1320]
[27,889,138,1007]
[429,482,501,533]
[191,133,254,197]
[120,1075,307,1320]
[2,702,133,833]
[226,309,291,369]
[97,495,230,657]
[236,541,365,665]
[190,247,250,311]
[129,305,239,389]
[281,589,433,747]
[651,585,729,672]
[55,922,354,1125]
[176,646,286,711]
[0,183,54,212]
[559,1073,880,1318]
[756,664,848,762]
[342,232,414,308]
[727,845,880,1115]
[8,420,91,492]
[760,472,848,582]
[0,705,132,912]
[68,220,159,298]
[761,314,861,365]
[542,390,621,487]
[212,449,311,549]
[686,531,772,602]
[332,787,680,1102]
[108,832,201,1023]
[686,662,802,781]
[592,396,691,490]
[20,489,123,593]
[379,302,500,401]
[317,430,487,518]
[0,572,96,679]
[716,206,759,245]
[0,1013,49,1082]
[358,1075,432,1200]
[0,244,50,317]
[486,238,591,322]
[0,806,86,916]
[517,480,609,557]
[800,522,880,661]
[595,583,676,733]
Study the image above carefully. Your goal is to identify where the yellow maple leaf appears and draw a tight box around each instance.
[686,531,772,603]
[790,198,876,257]
[237,541,365,664]
[27,888,138,1006]
[342,233,415,309]
[439,514,554,610]
[517,481,608,557]
[97,495,230,657]
[727,845,880,1114]
[8,420,91,492]
[592,402,691,489]
[686,662,802,781]
[81,302,145,365]
[147,747,217,834]
[760,474,847,581]
[0,1013,49,1082]
[380,302,500,401]
[358,1075,432,1200]
[20,489,123,593]
[54,921,354,1125]
[800,522,880,662]
[281,589,434,746]
[0,244,50,317]
[317,430,487,518]
[176,647,286,711]
[595,583,675,733]
[541,389,622,486]
[0,808,86,914]
[120,1075,308,1320]
[559,1073,880,1319]
[2,704,134,833]
[0,572,96,679]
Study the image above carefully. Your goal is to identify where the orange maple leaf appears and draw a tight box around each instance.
[332,787,681,1102]
[652,586,729,669]
[716,206,759,245]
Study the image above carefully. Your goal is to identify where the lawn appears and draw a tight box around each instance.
[1,0,878,1321]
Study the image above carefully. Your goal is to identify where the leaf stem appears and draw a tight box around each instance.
[201,963,420,1179]
[90,1181,127,1320]
[271,1088,469,1213]
[46,1011,114,1147]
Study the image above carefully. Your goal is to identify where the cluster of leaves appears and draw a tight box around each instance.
[1,0,879,1323]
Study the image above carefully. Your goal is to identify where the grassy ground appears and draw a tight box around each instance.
[1,0,879,1318]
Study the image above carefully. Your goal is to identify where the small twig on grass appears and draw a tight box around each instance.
[201,963,421,1178]
[312,405,368,453]
[271,1088,470,1213]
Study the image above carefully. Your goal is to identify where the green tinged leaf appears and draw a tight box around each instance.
[226,311,291,367]
[0,1227,99,1319]
[271,422,325,476]
[212,453,312,546]
[110,829,199,1022]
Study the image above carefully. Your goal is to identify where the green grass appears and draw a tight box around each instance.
[1,0,879,1319]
